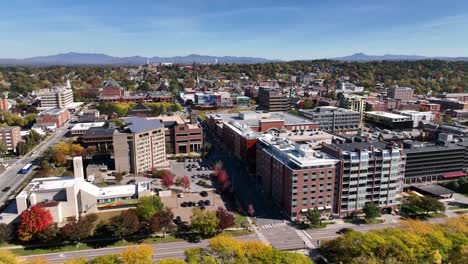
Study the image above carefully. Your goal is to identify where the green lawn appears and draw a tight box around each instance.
[222,229,254,236]
[234,213,248,228]
[11,235,182,256]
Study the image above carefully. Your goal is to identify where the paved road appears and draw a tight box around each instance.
[22,234,258,263]
[0,126,69,206]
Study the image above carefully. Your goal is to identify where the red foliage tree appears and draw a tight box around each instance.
[181,176,191,192]
[217,170,228,185]
[161,173,174,189]
[17,206,54,241]
[216,207,235,231]
[149,207,174,237]
[247,204,255,217]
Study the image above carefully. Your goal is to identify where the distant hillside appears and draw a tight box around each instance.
[0,52,278,65]
[330,52,468,62]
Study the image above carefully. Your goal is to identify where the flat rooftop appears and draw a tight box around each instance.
[71,122,106,131]
[366,111,411,120]
[207,111,315,127]
[122,117,163,133]
[259,134,339,168]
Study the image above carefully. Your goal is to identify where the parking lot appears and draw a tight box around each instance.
[168,159,215,193]
[160,191,225,222]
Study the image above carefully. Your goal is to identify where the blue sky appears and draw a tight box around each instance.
[0,0,467,60]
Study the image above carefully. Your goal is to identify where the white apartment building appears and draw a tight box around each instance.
[37,85,74,109]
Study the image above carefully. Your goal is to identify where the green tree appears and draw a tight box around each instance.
[418,196,445,215]
[108,210,140,238]
[0,141,7,155]
[306,208,321,227]
[363,202,381,221]
[136,195,163,220]
[190,208,218,238]
[0,223,14,244]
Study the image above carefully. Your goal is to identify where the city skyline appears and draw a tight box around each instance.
[0,0,467,60]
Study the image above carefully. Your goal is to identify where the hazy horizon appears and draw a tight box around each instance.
[1,0,467,60]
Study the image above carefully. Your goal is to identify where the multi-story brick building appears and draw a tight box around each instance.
[0,97,9,111]
[0,126,21,153]
[257,87,290,112]
[257,134,340,221]
[206,111,319,170]
[387,87,414,101]
[113,117,166,174]
[102,78,125,98]
[36,108,71,128]
[300,106,361,133]
[154,115,204,154]
[322,140,405,217]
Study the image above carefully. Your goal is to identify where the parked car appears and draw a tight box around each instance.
[174,216,182,225]
[200,191,208,197]
[198,200,205,206]
[2,187,11,192]
[204,200,211,206]
[336,228,352,234]
[181,202,188,207]
[177,193,184,198]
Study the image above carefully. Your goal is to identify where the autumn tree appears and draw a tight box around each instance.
[108,210,140,238]
[136,195,163,220]
[191,208,219,238]
[63,258,87,264]
[61,214,98,242]
[149,207,174,237]
[161,172,174,189]
[0,250,19,264]
[120,244,153,264]
[185,235,313,264]
[216,207,235,231]
[181,175,191,192]
[35,223,59,242]
[87,254,120,264]
[247,204,255,217]
[17,206,54,241]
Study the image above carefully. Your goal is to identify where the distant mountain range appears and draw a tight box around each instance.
[0,52,277,65]
[330,52,468,62]
[0,52,467,66]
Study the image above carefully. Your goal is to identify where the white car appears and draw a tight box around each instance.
[177,193,184,198]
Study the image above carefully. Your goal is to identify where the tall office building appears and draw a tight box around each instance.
[38,86,74,109]
[403,141,465,184]
[257,87,290,112]
[113,117,167,174]
[387,87,414,101]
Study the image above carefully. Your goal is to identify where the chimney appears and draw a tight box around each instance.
[73,156,84,180]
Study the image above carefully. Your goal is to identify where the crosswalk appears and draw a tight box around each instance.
[260,222,288,229]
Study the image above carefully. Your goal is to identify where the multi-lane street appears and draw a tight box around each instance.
[22,234,258,263]
[0,125,69,206]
